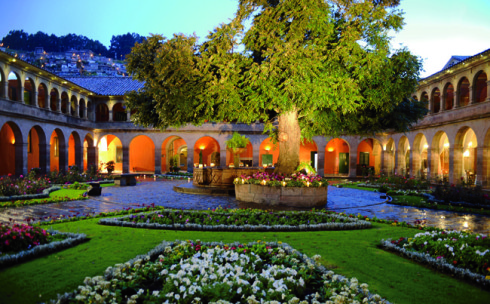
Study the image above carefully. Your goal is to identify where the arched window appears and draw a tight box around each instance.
[475,72,487,103]
[24,78,34,105]
[8,72,21,101]
[61,92,69,114]
[50,88,59,111]
[444,83,454,110]
[458,77,470,107]
[38,83,47,108]
[95,103,109,122]
[431,88,441,113]
[113,103,127,121]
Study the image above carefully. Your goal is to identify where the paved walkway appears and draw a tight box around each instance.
[1,180,489,234]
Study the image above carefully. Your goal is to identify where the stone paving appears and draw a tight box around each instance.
[1,180,489,234]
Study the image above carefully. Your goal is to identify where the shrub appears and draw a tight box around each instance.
[0,223,51,255]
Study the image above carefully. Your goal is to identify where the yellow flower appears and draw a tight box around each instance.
[278,241,282,244]
[486,276,490,280]
[257,240,262,243]
[408,238,413,242]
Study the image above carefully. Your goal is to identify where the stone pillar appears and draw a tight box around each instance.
[408,149,415,177]
[122,146,130,173]
[19,82,25,104]
[394,149,400,175]
[108,109,113,122]
[59,142,68,173]
[380,150,386,175]
[317,150,325,176]
[449,147,460,185]
[127,111,131,121]
[439,95,444,112]
[34,91,39,107]
[57,98,62,113]
[2,81,8,99]
[87,146,97,172]
[83,105,88,119]
[453,90,458,109]
[252,147,260,167]
[476,146,484,186]
[220,148,227,168]
[426,148,433,181]
[39,143,50,175]
[154,146,162,174]
[75,143,83,170]
[348,149,357,177]
[469,86,474,105]
[14,142,28,176]
[486,80,490,103]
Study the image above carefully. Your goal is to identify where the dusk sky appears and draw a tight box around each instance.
[1,0,489,78]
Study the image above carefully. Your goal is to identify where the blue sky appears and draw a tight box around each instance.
[1,0,489,78]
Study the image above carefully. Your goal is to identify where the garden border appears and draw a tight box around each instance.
[379,239,490,289]
[98,210,372,232]
[0,231,88,269]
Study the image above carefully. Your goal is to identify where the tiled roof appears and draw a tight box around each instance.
[64,76,145,96]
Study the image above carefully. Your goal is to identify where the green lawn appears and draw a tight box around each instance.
[0,189,88,208]
[0,218,489,304]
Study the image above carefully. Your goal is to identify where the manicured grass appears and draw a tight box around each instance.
[100,183,115,187]
[0,189,87,208]
[0,219,489,304]
[339,183,379,192]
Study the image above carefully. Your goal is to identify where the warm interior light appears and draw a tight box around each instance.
[468,141,473,147]
[383,145,386,151]
[99,137,108,152]
[327,147,334,152]
[423,144,428,149]
[199,145,205,150]
[463,150,470,157]
[265,146,270,151]
[444,142,449,148]
[11,139,15,145]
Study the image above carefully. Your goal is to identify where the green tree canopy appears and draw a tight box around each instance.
[126,0,427,174]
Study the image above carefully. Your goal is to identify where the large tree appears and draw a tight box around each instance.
[126,0,427,175]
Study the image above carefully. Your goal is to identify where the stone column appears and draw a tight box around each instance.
[394,149,400,175]
[2,81,8,99]
[14,142,28,176]
[316,150,325,176]
[75,143,83,170]
[252,147,260,167]
[122,146,130,173]
[19,82,25,104]
[426,148,433,181]
[59,142,68,173]
[408,149,415,177]
[348,149,357,177]
[439,95,444,112]
[220,148,227,168]
[380,150,386,175]
[486,80,490,102]
[154,146,162,174]
[108,109,113,122]
[469,86,474,105]
[34,91,39,107]
[476,146,484,186]
[83,105,88,120]
[57,97,62,113]
[453,90,458,109]
[127,111,131,121]
[39,143,50,175]
[449,147,460,185]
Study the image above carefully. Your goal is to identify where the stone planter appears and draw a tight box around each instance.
[235,184,327,208]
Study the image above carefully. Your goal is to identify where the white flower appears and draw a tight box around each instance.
[152,290,160,297]
[237,287,242,294]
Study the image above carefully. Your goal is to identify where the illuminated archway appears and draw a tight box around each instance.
[0,122,23,176]
[324,138,350,175]
[130,135,155,173]
[454,127,477,183]
[68,131,82,169]
[259,138,279,168]
[357,138,382,176]
[8,71,21,101]
[49,129,66,172]
[161,136,188,172]
[27,126,47,174]
[396,136,411,176]
[98,135,122,173]
[194,136,220,167]
[431,131,449,180]
[83,134,95,172]
[413,133,428,178]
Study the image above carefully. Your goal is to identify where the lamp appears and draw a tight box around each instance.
[463,150,470,157]
[265,146,270,152]
[327,147,334,152]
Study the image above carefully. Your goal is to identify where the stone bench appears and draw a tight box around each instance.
[113,174,138,186]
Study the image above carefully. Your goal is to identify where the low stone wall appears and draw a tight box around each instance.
[235,184,327,208]
[193,167,274,187]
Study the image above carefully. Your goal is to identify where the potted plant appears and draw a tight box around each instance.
[105,160,115,175]
[226,132,250,168]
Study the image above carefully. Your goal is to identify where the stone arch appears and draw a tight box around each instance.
[112,102,127,121]
[27,125,48,175]
[68,131,82,169]
[224,136,253,168]
[483,129,490,187]
[49,128,67,173]
[37,83,48,109]
[396,136,411,176]
[420,91,429,111]
[195,136,220,167]
[454,126,477,183]
[130,135,155,173]
[431,87,441,113]
[8,71,21,101]
[384,138,396,175]
[457,77,470,107]
[443,82,454,110]
[79,98,86,118]
[95,103,109,122]
[259,138,279,167]
[162,136,188,172]
[60,91,69,114]
[50,88,59,111]
[70,95,77,116]
[324,138,350,175]
[83,133,95,172]
[24,77,35,106]
[473,71,487,103]
[430,131,450,180]
[357,138,382,175]
[98,134,123,173]
[300,139,318,171]
[413,133,429,178]
[0,121,24,176]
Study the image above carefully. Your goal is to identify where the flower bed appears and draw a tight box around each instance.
[380,230,490,288]
[235,171,328,188]
[0,223,87,269]
[55,240,388,304]
[99,209,371,232]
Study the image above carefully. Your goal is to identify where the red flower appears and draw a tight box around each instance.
[453,260,457,265]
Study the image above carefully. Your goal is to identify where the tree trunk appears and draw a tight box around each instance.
[274,110,301,175]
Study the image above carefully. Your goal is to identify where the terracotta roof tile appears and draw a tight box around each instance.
[64,76,144,96]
